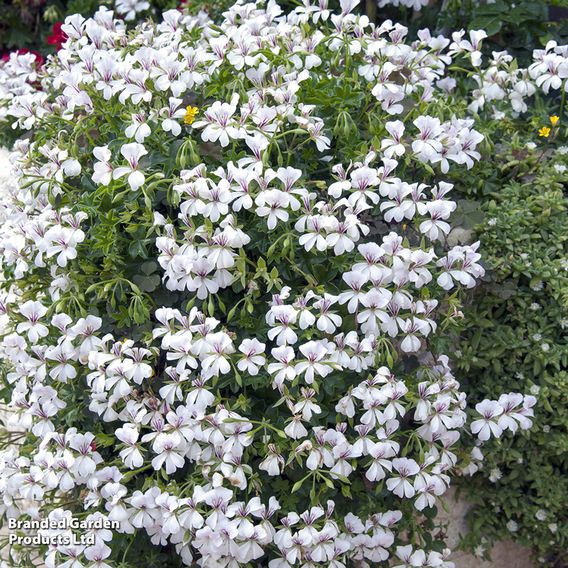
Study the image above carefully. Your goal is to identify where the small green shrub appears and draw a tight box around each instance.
[454,142,568,566]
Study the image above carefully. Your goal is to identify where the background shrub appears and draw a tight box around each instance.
[453,140,568,566]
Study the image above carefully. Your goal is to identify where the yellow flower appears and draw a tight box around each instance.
[184,105,199,125]
[550,115,560,126]
[539,126,551,138]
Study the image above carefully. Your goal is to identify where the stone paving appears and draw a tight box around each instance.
[440,488,535,568]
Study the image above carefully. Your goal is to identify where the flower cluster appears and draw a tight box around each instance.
[0,1,539,566]
[471,395,536,442]
[465,41,568,116]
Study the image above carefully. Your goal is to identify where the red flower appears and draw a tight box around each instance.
[47,22,68,51]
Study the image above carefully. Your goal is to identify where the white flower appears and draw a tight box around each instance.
[381,120,405,158]
[489,467,503,483]
[160,97,186,136]
[113,143,147,191]
[193,100,241,147]
[267,346,296,388]
[471,400,504,441]
[201,332,235,377]
[386,458,420,498]
[237,338,266,375]
[44,226,85,267]
[506,520,518,532]
[116,0,150,21]
[17,300,49,343]
[188,258,219,299]
[152,434,185,474]
[116,425,144,469]
[259,445,284,476]
[295,340,332,384]
[125,113,151,143]
[92,146,113,185]
[255,190,296,230]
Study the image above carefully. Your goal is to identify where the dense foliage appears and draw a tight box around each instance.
[453,140,568,566]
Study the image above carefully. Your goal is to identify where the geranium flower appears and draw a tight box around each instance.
[386,458,420,498]
[116,0,151,21]
[92,146,114,186]
[116,425,144,469]
[1,49,44,67]
[295,340,332,384]
[193,100,242,147]
[125,113,152,143]
[201,331,235,376]
[113,143,148,190]
[471,400,504,441]
[17,301,49,343]
[47,22,68,51]
[44,225,85,267]
[151,434,185,474]
[237,339,266,375]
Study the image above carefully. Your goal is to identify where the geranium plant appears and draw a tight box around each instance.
[0,2,538,567]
